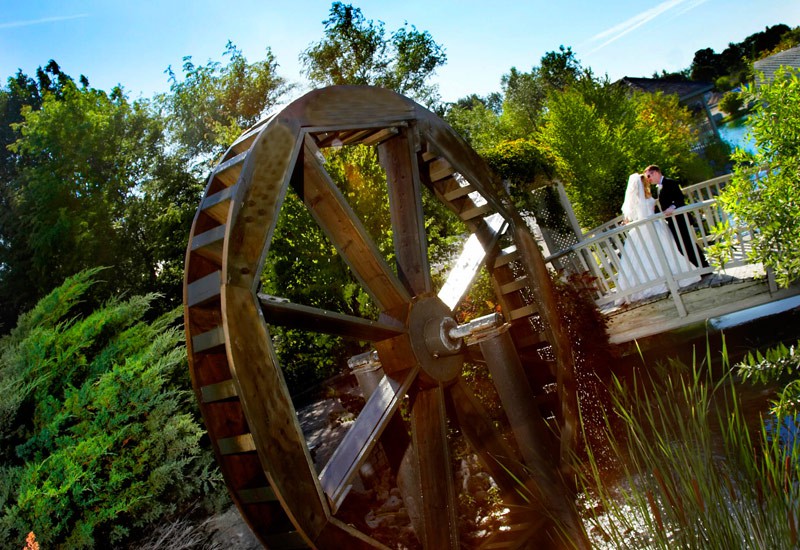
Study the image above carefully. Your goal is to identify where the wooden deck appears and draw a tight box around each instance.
[602,264,800,345]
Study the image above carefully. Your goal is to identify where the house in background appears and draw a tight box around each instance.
[618,77,719,141]
[753,45,800,83]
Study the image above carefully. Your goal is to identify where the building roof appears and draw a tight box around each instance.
[618,77,714,103]
[753,46,800,83]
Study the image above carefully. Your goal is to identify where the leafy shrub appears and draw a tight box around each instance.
[718,91,744,115]
[0,269,221,548]
[712,67,800,286]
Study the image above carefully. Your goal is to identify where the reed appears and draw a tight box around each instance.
[574,339,800,549]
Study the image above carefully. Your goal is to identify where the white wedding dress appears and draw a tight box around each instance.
[615,174,701,304]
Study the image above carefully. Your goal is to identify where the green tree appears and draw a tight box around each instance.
[161,41,293,166]
[300,2,446,108]
[0,62,80,331]
[711,67,800,286]
[259,4,455,391]
[499,46,582,139]
[0,269,219,548]
[3,75,199,323]
[444,93,505,152]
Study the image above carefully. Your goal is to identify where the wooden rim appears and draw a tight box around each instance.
[184,86,567,549]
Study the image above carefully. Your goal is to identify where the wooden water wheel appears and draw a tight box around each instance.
[183,86,586,549]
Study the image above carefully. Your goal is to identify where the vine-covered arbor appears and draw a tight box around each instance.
[183,86,586,549]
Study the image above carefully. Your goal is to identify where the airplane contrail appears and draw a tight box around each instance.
[0,14,89,30]
[584,0,711,54]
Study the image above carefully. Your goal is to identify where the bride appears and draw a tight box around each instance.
[615,173,701,304]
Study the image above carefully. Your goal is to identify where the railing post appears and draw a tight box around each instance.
[646,221,688,317]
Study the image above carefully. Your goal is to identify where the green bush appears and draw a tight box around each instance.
[718,91,744,116]
[711,67,800,286]
[715,75,733,92]
[0,269,221,548]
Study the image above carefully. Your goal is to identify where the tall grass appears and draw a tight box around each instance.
[575,339,800,549]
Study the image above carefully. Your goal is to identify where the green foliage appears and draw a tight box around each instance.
[500,46,582,138]
[737,340,800,417]
[0,270,218,548]
[301,2,446,108]
[161,41,292,166]
[444,94,506,152]
[711,67,800,286]
[690,24,792,85]
[483,139,550,185]
[718,91,744,115]
[482,139,554,212]
[1,69,202,331]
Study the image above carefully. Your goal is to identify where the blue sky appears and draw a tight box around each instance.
[1,0,798,104]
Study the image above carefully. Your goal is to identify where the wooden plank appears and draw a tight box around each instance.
[238,486,278,504]
[606,276,800,344]
[427,156,455,182]
[319,366,419,511]
[223,284,330,539]
[191,325,225,353]
[419,112,510,219]
[218,433,257,455]
[284,86,414,129]
[500,276,529,295]
[459,202,493,222]
[509,303,538,321]
[190,224,226,264]
[410,384,459,549]
[212,151,248,187]
[379,129,432,295]
[201,184,236,224]
[224,116,303,291]
[186,271,221,307]
[443,183,475,201]
[302,135,410,311]
[201,379,237,403]
[494,246,519,267]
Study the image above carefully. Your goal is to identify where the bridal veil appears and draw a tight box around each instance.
[621,173,649,222]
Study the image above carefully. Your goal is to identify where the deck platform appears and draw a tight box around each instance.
[603,264,800,345]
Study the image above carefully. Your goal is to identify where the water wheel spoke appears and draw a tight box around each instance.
[257,293,404,341]
[319,365,419,512]
[379,129,433,296]
[410,383,459,549]
[302,134,410,312]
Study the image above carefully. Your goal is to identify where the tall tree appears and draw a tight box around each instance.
[300,2,446,107]
[500,46,582,138]
[161,41,293,167]
[1,70,200,330]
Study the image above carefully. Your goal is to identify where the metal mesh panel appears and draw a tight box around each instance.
[527,185,582,274]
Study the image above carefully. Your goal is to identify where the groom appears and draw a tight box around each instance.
[644,164,709,269]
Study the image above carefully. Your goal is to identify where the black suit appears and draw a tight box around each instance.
[657,177,709,268]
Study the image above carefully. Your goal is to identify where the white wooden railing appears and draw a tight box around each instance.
[543,174,760,315]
